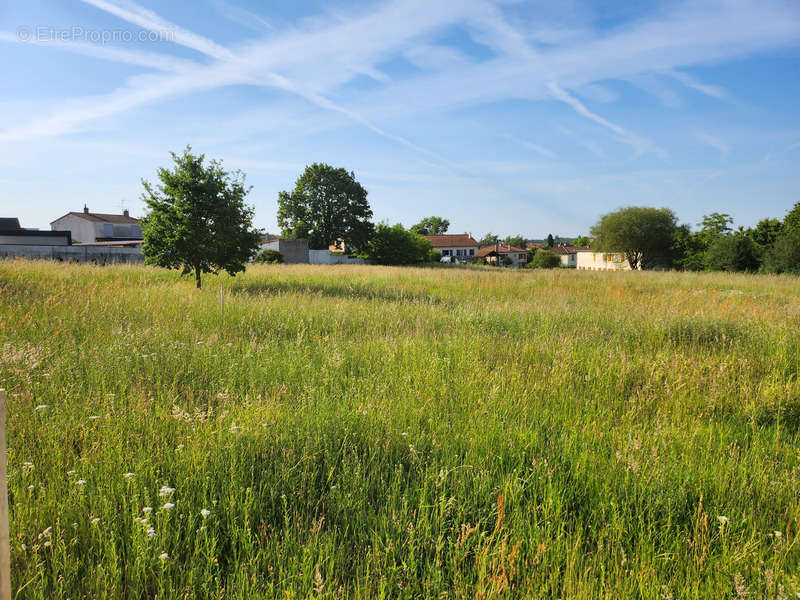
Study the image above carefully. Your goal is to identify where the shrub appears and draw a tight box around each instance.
[366,222,433,265]
[253,248,283,264]
[704,234,761,272]
[531,251,561,269]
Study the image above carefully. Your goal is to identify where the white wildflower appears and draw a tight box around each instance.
[27,485,34,491]
[90,517,100,525]
[35,405,48,411]
[41,526,52,537]
[142,506,153,514]
[23,462,33,467]
[123,472,135,479]
[717,515,729,525]
[159,486,175,496]
[401,432,408,437]
[147,527,155,537]
[159,552,169,560]
[773,530,783,538]
[200,509,210,518]
[66,470,76,476]
[162,502,175,510]
[76,479,87,486]
[88,415,100,420]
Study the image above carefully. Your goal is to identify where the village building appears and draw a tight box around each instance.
[543,244,589,268]
[477,244,528,267]
[50,206,142,244]
[423,233,479,261]
[576,249,635,271]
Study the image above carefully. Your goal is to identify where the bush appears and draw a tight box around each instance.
[762,232,800,274]
[703,235,760,272]
[252,248,283,264]
[531,251,561,269]
[366,222,433,265]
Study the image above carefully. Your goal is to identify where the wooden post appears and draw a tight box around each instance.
[0,389,10,600]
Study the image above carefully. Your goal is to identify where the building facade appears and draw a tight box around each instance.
[423,234,479,261]
[51,206,142,244]
[576,250,634,271]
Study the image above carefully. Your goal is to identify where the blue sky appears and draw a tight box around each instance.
[1,0,799,239]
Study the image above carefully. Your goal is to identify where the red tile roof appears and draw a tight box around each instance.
[424,233,478,248]
[543,244,590,255]
[476,244,526,257]
[526,242,543,249]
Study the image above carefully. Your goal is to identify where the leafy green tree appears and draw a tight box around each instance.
[747,218,782,248]
[140,146,261,289]
[479,232,500,245]
[590,206,678,270]
[546,234,554,248]
[527,246,538,264]
[763,202,800,274]
[504,234,526,249]
[410,216,450,236]
[573,235,590,247]
[277,163,373,251]
[671,224,705,271]
[531,251,561,269]
[366,223,433,265]
[704,233,761,272]
[253,248,283,264]
[697,213,733,248]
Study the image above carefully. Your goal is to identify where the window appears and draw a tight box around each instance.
[442,249,450,256]
[469,249,475,256]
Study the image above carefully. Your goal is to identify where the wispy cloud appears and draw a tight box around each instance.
[696,132,730,158]
[667,70,732,102]
[502,134,557,159]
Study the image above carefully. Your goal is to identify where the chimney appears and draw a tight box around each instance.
[83,204,89,214]
[123,209,129,217]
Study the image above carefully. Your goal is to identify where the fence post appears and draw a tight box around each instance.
[0,389,10,600]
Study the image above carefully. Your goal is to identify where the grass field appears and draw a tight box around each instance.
[1,260,799,598]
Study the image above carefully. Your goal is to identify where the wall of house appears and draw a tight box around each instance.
[576,251,632,271]
[0,233,70,246]
[436,246,477,259]
[51,215,96,243]
[309,250,367,265]
[558,253,577,267]
[263,239,310,264]
[0,245,144,263]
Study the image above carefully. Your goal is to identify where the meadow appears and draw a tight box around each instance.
[1,259,799,599]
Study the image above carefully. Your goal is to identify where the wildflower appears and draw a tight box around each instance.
[90,517,100,525]
[401,432,408,437]
[230,423,242,432]
[27,485,34,491]
[66,470,76,476]
[159,486,175,496]
[176,444,184,451]
[147,527,155,537]
[41,526,52,537]
[717,515,729,525]
[35,405,48,411]
[43,541,51,548]
[23,462,33,467]
[159,552,169,560]
[773,531,783,538]
[142,507,153,514]
[76,479,87,486]
[88,415,100,420]
[123,472,135,479]
[200,509,210,518]
[162,502,175,510]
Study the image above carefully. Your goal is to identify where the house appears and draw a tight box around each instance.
[542,244,588,268]
[576,249,634,271]
[477,244,528,267]
[0,217,71,246]
[424,233,479,261]
[50,206,142,244]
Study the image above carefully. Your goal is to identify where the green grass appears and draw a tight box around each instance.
[1,260,799,598]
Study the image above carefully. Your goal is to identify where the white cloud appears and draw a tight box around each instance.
[696,132,730,157]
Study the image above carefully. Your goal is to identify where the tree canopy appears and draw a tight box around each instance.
[366,223,434,265]
[479,233,500,245]
[277,163,373,251]
[410,216,450,236]
[590,206,678,270]
[504,234,527,249]
[139,146,261,289]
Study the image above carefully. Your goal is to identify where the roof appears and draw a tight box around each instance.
[526,242,543,249]
[543,244,590,255]
[0,218,21,229]
[78,240,142,247]
[51,211,138,225]
[476,244,526,257]
[424,233,478,248]
[261,233,280,243]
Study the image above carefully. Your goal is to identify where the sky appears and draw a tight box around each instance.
[0,0,799,239]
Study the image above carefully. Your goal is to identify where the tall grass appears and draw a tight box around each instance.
[1,259,799,598]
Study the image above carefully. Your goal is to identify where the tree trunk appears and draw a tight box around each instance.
[195,267,202,289]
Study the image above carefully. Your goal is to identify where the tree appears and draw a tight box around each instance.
[546,234,554,248]
[703,233,761,272]
[763,202,800,274]
[747,218,782,248]
[504,234,526,249]
[140,146,261,289]
[697,213,733,248]
[590,206,678,270]
[671,224,705,271]
[410,216,449,236]
[531,251,561,269]
[277,163,373,251]
[253,248,283,264]
[479,232,500,245]
[573,235,590,247]
[366,222,434,265]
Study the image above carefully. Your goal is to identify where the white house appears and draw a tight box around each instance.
[51,206,141,244]
[576,249,634,271]
[545,244,588,267]
[424,233,479,261]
